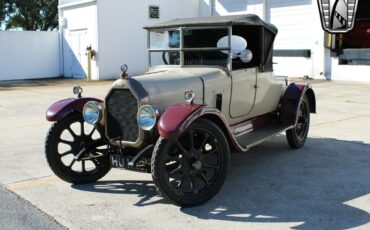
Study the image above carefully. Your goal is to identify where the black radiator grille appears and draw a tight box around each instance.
[106,89,139,142]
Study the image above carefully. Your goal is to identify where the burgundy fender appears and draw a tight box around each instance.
[46,97,102,122]
[280,83,316,125]
[158,103,202,139]
[158,104,247,152]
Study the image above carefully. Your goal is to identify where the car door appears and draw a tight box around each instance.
[229,67,257,117]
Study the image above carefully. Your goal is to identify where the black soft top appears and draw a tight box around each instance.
[144,14,277,34]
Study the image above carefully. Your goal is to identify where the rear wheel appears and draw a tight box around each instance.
[286,95,310,149]
[45,113,111,184]
[151,119,230,207]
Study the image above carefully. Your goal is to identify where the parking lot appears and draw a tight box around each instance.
[0,79,369,229]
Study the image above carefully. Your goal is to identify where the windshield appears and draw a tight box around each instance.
[148,27,231,69]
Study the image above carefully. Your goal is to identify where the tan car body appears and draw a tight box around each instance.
[110,65,285,127]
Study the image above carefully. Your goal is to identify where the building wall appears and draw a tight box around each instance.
[0,31,61,81]
[97,0,200,79]
[329,57,370,82]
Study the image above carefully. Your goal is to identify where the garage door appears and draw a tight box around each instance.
[213,0,265,17]
[214,0,314,49]
[266,0,314,50]
[211,0,317,77]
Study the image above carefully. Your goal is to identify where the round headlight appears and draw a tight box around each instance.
[137,105,158,131]
[83,101,101,125]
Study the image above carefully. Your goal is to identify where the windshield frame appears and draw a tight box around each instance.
[147,26,232,72]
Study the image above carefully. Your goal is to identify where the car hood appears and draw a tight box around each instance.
[110,66,225,112]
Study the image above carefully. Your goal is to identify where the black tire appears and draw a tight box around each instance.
[45,113,111,184]
[286,95,310,149]
[151,118,230,207]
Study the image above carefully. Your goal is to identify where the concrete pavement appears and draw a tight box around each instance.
[0,79,369,229]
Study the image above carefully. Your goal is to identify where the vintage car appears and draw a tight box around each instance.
[45,15,316,207]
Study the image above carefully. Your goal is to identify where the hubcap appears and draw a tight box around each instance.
[191,160,202,170]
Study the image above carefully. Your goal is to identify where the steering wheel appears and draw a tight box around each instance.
[162,51,180,65]
[162,52,169,65]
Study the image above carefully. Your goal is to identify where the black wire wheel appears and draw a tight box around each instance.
[151,118,230,207]
[45,113,111,184]
[286,95,310,149]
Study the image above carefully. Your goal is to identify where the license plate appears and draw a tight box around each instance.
[110,154,126,168]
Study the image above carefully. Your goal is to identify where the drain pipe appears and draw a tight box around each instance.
[262,0,267,21]
[87,49,92,81]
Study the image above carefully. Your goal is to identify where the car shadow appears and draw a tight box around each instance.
[181,136,370,229]
[71,180,168,207]
[72,136,370,229]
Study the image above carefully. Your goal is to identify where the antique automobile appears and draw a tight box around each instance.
[45,15,316,207]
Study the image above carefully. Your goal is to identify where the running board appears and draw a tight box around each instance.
[236,124,293,149]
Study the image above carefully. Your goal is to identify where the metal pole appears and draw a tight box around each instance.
[147,30,151,68]
[228,26,232,72]
[87,50,92,81]
[180,27,184,67]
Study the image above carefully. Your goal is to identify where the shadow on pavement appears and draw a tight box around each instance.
[182,136,370,229]
[73,136,370,229]
[72,180,168,207]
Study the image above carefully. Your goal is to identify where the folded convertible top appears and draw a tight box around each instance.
[144,14,277,34]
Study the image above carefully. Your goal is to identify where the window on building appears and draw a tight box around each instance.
[149,6,160,19]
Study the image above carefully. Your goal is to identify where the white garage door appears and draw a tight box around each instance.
[213,0,314,49]
[211,0,319,77]
[213,0,265,19]
[266,0,314,49]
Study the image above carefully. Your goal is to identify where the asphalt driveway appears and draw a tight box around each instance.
[0,79,369,229]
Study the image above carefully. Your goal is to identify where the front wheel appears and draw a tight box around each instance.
[45,113,111,184]
[286,95,310,149]
[151,119,230,207]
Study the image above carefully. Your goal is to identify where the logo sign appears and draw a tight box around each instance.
[317,0,359,33]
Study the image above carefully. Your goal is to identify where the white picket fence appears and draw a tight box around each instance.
[0,31,61,81]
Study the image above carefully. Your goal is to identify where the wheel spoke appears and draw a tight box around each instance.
[202,149,217,159]
[80,121,85,135]
[67,127,77,138]
[169,165,182,176]
[188,130,195,150]
[68,159,76,168]
[189,176,195,193]
[59,139,73,146]
[88,127,96,137]
[176,140,188,155]
[199,172,210,186]
[203,163,218,170]
[60,150,72,157]
[82,160,86,172]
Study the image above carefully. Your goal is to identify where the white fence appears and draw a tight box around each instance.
[0,31,61,81]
